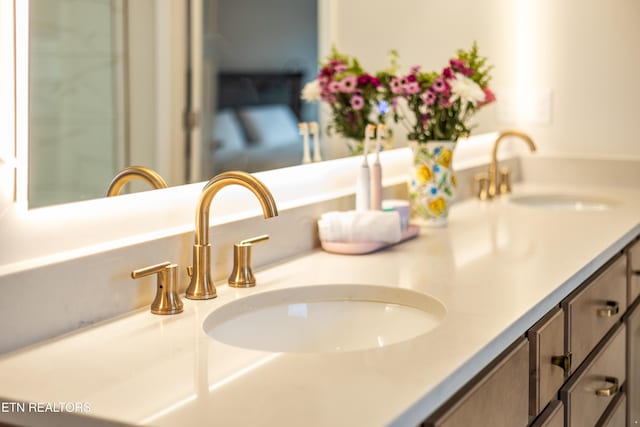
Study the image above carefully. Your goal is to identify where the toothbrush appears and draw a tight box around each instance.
[299,123,311,164]
[356,125,374,211]
[370,124,384,210]
[309,121,322,162]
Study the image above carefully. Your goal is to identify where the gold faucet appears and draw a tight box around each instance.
[106,165,168,196]
[131,261,183,315]
[488,130,536,198]
[228,234,270,288]
[185,171,278,300]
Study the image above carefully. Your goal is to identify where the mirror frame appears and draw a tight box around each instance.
[0,0,17,211]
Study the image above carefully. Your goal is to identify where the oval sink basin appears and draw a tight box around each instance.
[510,194,616,211]
[203,285,446,353]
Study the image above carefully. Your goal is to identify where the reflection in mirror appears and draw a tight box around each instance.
[28,0,319,208]
[27,0,506,210]
[207,0,319,176]
[106,166,169,197]
[29,0,127,207]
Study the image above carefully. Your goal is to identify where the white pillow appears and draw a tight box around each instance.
[237,105,300,147]
[212,109,246,151]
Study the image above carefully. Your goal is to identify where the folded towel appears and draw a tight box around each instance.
[318,210,402,243]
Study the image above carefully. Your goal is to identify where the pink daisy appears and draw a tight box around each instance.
[339,75,358,93]
[350,95,365,110]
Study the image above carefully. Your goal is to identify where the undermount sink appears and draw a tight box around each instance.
[509,194,616,211]
[203,285,446,353]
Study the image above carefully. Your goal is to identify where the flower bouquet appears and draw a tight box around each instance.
[301,47,387,154]
[381,42,495,225]
[382,41,494,143]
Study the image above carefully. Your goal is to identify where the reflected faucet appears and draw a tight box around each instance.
[106,166,168,196]
[488,130,536,198]
[185,171,278,300]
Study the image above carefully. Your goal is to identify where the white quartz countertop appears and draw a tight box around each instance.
[0,183,639,427]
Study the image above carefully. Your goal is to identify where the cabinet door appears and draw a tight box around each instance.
[563,254,626,371]
[560,322,626,427]
[596,392,626,427]
[629,238,640,305]
[529,307,566,416]
[423,338,529,427]
[530,400,563,427]
[628,299,640,425]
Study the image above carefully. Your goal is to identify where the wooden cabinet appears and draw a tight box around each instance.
[560,323,625,427]
[530,401,563,427]
[562,255,626,372]
[423,338,529,427]
[528,308,566,417]
[420,238,638,427]
[627,298,640,426]
[596,392,626,427]
[628,238,640,304]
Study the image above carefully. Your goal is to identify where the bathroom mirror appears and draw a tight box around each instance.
[27,0,505,209]
[28,0,320,208]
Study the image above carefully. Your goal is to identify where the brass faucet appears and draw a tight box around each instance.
[131,262,183,315]
[488,130,536,198]
[185,171,278,300]
[106,165,168,196]
[228,234,270,288]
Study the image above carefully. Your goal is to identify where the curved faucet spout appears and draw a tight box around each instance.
[106,166,168,196]
[186,171,278,300]
[488,130,536,198]
[195,172,278,246]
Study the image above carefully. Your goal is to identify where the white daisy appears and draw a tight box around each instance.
[301,80,321,102]
[449,73,485,105]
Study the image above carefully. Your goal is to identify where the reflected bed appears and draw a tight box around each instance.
[210,71,306,175]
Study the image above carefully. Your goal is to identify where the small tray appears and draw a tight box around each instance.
[320,225,420,255]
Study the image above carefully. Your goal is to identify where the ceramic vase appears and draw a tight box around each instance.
[345,138,365,156]
[408,141,457,227]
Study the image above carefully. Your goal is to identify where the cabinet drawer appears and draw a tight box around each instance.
[596,391,626,427]
[629,238,640,305]
[423,338,529,427]
[563,254,626,370]
[530,400,563,427]
[627,299,640,426]
[528,307,566,416]
[560,322,626,427]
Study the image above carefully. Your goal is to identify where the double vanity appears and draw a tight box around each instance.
[0,156,639,426]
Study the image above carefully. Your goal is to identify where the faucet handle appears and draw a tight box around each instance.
[132,262,184,315]
[228,235,269,288]
[474,173,490,201]
[499,167,512,195]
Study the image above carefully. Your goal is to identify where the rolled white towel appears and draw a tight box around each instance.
[318,210,402,243]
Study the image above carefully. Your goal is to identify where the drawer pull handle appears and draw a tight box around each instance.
[596,301,619,317]
[595,376,619,397]
[550,352,572,373]
[634,270,640,276]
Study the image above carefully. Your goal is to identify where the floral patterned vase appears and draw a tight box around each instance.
[408,141,456,227]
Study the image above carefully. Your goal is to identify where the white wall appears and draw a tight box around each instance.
[333,0,640,158]
[529,0,640,158]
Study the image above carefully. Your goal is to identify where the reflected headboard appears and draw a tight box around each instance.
[217,70,304,120]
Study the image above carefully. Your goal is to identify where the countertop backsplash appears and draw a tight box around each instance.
[1,154,637,355]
